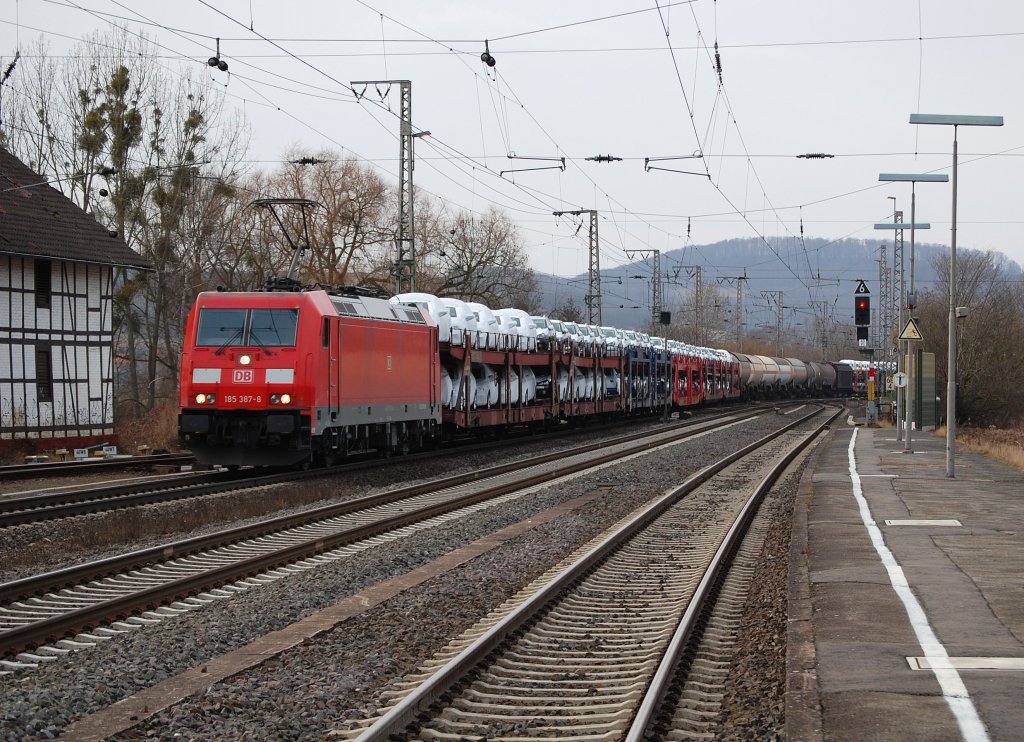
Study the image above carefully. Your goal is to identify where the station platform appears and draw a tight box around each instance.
[788,417,1024,741]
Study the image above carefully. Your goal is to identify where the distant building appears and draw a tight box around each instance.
[0,145,152,453]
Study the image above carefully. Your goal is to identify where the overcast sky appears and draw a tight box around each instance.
[2,1,1022,290]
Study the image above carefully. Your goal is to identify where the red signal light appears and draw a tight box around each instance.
[854,295,871,326]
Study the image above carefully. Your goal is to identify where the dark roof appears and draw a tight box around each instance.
[0,145,153,270]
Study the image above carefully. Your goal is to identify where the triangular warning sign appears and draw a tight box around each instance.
[855,280,870,294]
[899,317,923,341]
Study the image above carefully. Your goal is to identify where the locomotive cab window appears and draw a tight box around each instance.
[250,308,299,346]
[196,307,299,347]
[196,308,247,346]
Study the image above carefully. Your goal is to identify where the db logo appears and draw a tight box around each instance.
[232,369,254,384]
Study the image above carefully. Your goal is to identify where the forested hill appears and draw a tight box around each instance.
[537,236,1021,330]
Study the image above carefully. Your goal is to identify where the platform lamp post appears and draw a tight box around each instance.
[877,173,946,454]
[909,114,1003,478]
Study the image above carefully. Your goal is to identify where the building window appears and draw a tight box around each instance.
[35,258,52,309]
[36,347,53,403]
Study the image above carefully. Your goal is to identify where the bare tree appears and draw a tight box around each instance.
[200,170,288,291]
[265,151,393,286]
[916,249,1024,427]
[669,283,728,346]
[1,38,63,172]
[551,296,585,324]
[429,206,539,308]
[4,28,250,413]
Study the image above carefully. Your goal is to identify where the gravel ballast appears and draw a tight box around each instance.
[1,413,813,740]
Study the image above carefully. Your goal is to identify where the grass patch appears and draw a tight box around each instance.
[937,425,1024,472]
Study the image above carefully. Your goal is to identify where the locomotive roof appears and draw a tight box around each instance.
[329,293,428,324]
[196,288,429,325]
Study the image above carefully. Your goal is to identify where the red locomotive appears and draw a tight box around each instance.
[178,288,440,467]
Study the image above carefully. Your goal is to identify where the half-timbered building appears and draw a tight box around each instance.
[0,145,152,452]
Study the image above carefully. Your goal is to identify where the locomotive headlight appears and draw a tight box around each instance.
[195,393,207,404]
[280,393,291,404]
[239,354,252,366]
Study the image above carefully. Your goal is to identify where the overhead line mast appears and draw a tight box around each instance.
[627,249,662,327]
[351,79,422,293]
[719,271,748,351]
[553,209,601,325]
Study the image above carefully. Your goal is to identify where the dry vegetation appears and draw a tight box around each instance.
[115,402,180,453]
[939,425,1024,472]
[0,405,179,465]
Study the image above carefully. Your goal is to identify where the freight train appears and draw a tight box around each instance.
[178,286,855,467]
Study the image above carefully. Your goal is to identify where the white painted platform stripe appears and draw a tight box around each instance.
[847,428,989,742]
[885,519,963,527]
[909,657,1024,671]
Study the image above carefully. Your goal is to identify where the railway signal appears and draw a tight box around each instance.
[854,296,870,326]
[854,281,871,350]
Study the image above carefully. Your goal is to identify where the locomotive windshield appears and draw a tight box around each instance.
[250,309,299,346]
[196,307,299,347]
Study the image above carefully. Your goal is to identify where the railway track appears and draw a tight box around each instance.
[0,453,194,481]
[333,404,839,740]
[0,468,243,526]
[0,408,752,528]
[0,407,774,668]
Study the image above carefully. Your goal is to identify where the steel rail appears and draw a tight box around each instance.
[1,407,759,601]
[0,408,766,656]
[0,470,241,527]
[352,404,836,740]
[0,408,747,527]
[0,454,194,480]
[624,405,842,740]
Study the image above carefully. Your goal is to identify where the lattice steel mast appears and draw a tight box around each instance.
[553,209,601,324]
